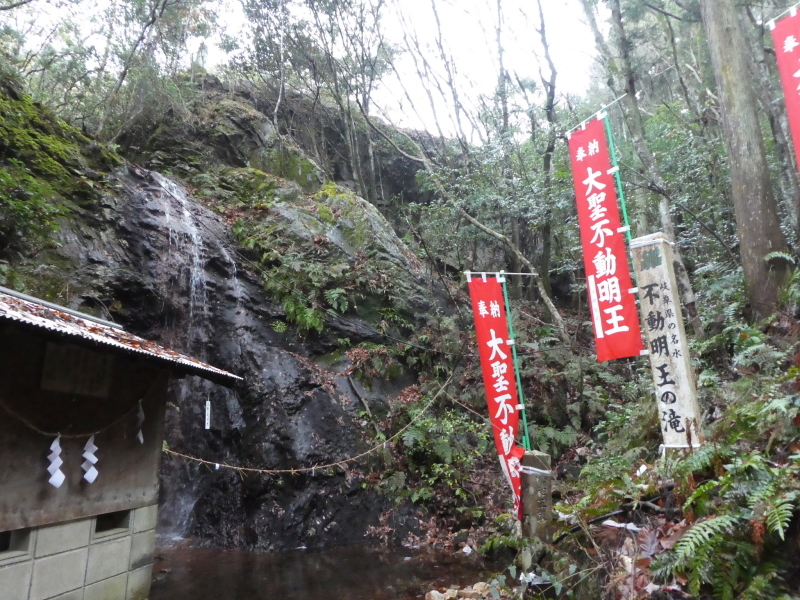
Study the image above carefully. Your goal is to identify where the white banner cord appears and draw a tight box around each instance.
[519,466,552,477]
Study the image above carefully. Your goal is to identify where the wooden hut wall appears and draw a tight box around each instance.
[0,322,168,531]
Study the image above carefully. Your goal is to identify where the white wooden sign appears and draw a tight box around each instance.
[205,400,211,430]
[631,233,703,449]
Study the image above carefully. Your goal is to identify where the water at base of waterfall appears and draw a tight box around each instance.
[149,544,495,600]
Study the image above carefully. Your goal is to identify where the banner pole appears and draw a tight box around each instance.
[603,114,633,243]
[501,277,532,451]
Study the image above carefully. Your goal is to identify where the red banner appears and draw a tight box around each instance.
[772,11,800,173]
[468,275,524,518]
[568,118,643,362]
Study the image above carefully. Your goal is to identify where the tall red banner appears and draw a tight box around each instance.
[772,11,800,173]
[467,276,525,519]
[568,118,643,362]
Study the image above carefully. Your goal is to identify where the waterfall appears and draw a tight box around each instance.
[152,172,208,352]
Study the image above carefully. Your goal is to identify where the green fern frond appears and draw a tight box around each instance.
[401,426,425,449]
[671,513,741,567]
[764,497,794,540]
[764,251,796,265]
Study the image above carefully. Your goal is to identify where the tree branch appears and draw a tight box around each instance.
[0,0,36,10]
[456,208,570,344]
[643,1,683,21]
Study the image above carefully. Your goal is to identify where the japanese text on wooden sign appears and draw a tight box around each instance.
[631,233,703,449]
[568,118,643,362]
[467,276,525,519]
[771,10,800,173]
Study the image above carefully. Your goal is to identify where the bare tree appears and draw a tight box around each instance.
[580,0,705,337]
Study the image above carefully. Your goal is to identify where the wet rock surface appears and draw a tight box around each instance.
[38,163,441,551]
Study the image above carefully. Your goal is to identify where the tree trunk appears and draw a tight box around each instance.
[740,10,800,238]
[605,0,705,338]
[699,0,790,320]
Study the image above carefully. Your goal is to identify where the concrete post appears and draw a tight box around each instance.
[521,451,552,541]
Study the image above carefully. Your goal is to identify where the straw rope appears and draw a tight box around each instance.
[163,372,454,475]
[0,373,165,439]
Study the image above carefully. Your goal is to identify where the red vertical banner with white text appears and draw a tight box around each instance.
[772,11,800,173]
[568,118,643,362]
[467,276,524,519]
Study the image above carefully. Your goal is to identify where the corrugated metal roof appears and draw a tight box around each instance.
[0,289,242,382]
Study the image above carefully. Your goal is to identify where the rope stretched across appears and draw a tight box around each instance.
[0,373,166,439]
[164,372,454,475]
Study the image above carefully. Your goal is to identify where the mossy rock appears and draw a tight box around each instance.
[230,181,430,333]
[0,86,121,196]
[0,80,123,252]
[251,142,324,193]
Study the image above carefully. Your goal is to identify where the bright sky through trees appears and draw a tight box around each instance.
[375,0,598,136]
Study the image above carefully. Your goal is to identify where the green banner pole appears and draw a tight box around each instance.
[500,274,531,451]
[603,114,632,243]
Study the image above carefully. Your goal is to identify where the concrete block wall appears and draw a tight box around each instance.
[0,505,157,600]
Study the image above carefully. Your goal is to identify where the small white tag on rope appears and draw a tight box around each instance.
[47,435,65,489]
[82,435,99,484]
[136,401,145,444]
[215,463,220,470]
[205,400,211,430]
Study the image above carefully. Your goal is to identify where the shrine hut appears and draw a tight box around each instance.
[0,286,240,600]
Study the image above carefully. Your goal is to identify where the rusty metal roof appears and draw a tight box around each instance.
[0,288,241,383]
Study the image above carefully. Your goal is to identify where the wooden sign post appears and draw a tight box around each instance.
[630,233,704,450]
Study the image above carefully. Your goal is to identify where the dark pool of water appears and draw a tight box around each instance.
[149,544,496,600]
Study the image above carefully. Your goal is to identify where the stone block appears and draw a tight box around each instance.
[129,530,156,571]
[84,573,127,600]
[126,564,153,600]
[0,528,34,566]
[48,591,84,600]
[132,505,158,533]
[0,560,32,600]
[35,518,92,558]
[86,537,131,584]
[30,548,88,600]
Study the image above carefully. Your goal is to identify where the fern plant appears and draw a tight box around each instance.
[653,451,800,598]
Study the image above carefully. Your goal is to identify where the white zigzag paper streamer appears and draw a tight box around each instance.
[136,401,145,444]
[82,435,99,484]
[47,435,65,488]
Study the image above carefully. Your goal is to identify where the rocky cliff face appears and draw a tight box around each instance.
[0,78,446,550]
